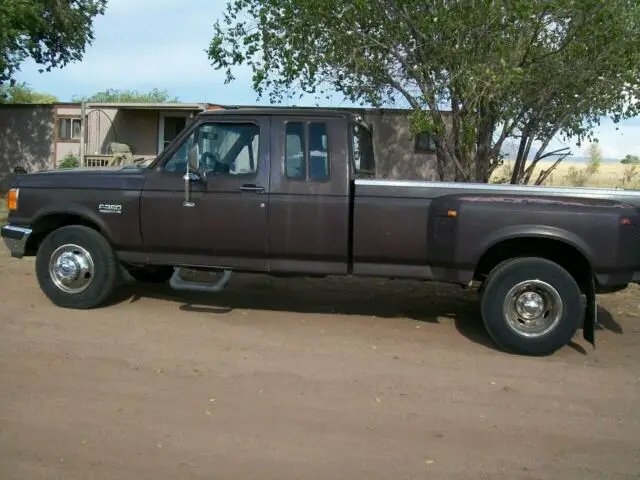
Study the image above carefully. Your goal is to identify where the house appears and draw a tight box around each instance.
[61,102,210,167]
[0,102,440,192]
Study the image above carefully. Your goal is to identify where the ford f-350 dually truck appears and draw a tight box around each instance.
[4,107,640,356]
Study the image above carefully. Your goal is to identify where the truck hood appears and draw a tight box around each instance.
[12,165,148,191]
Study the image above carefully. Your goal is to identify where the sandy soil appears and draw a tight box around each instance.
[0,249,639,480]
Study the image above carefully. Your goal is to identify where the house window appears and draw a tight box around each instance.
[284,121,330,181]
[58,118,81,141]
[414,132,437,153]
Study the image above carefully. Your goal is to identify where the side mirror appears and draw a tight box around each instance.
[183,144,204,207]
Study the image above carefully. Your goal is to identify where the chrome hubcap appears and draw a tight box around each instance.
[503,280,563,337]
[49,244,95,294]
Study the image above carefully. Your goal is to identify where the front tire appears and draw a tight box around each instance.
[35,225,118,309]
[480,257,584,356]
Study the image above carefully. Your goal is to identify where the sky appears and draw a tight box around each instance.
[13,0,640,160]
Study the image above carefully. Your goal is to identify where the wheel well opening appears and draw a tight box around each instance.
[25,214,103,256]
[474,237,592,291]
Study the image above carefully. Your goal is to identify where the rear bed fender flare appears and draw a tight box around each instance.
[475,225,595,268]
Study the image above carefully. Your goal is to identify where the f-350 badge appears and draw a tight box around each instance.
[98,203,122,214]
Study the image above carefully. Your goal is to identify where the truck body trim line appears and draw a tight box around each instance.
[355,179,640,199]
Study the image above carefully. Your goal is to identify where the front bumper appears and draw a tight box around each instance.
[1,224,32,258]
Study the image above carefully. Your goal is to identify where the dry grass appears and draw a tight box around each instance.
[491,160,640,189]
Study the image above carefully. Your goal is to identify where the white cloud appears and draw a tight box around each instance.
[14,0,252,101]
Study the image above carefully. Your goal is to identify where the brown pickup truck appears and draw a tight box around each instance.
[3,107,640,356]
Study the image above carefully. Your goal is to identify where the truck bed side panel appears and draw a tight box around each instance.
[352,179,640,286]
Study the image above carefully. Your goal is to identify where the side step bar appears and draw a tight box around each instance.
[169,267,232,293]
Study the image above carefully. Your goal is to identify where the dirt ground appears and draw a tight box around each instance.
[1,249,639,480]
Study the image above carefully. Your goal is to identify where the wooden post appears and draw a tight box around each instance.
[79,102,86,167]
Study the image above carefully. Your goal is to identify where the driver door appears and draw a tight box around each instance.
[140,115,270,271]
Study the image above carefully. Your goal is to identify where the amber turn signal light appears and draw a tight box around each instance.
[7,188,18,211]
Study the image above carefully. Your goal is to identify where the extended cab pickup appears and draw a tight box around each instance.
[3,107,640,356]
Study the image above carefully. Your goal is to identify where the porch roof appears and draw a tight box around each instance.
[82,102,207,111]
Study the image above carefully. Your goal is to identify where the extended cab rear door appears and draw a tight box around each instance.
[139,114,271,270]
[267,114,350,274]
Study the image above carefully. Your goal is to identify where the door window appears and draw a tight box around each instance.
[163,122,260,176]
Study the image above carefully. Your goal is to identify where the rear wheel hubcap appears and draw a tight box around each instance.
[503,280,563,337]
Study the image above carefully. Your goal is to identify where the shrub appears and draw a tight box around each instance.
[58,154,79,169]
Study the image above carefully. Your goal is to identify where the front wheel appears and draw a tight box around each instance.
[35,225,118,309]
[480,257,584,356]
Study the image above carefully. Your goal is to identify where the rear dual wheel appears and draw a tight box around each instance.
[481,257,584,356]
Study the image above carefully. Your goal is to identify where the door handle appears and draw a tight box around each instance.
[240,184,265,193]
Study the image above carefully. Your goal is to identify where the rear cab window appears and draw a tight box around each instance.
[285,121,330,181]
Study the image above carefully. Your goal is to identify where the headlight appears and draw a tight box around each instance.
[7,188,19,211]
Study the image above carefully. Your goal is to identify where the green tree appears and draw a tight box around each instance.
[0,0,107,86]
[208,0,640,183]
[620,154,640,165]
[0,81,58,103]
[72,88,178,103]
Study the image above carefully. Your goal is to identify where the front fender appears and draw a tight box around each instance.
[31,202,115,243]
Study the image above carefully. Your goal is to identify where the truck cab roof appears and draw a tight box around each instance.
[199,106,360,119]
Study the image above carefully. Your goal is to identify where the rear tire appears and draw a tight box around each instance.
[480,257,584,356]
[35,225,118,309]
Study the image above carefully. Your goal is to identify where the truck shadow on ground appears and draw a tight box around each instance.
[107,273,622,355]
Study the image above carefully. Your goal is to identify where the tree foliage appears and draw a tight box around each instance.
[0,0,107,86]
[208,0,640,183]
[72,88,178,103]
[0,81,58,103]
[620,154,640,165]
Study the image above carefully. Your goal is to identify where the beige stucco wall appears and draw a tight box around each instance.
[56,142,81,164]
[359,110,440,180]
[112,109,159,155]
[0,105,55,192]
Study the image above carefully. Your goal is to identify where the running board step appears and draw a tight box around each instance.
[169,267,232,293]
